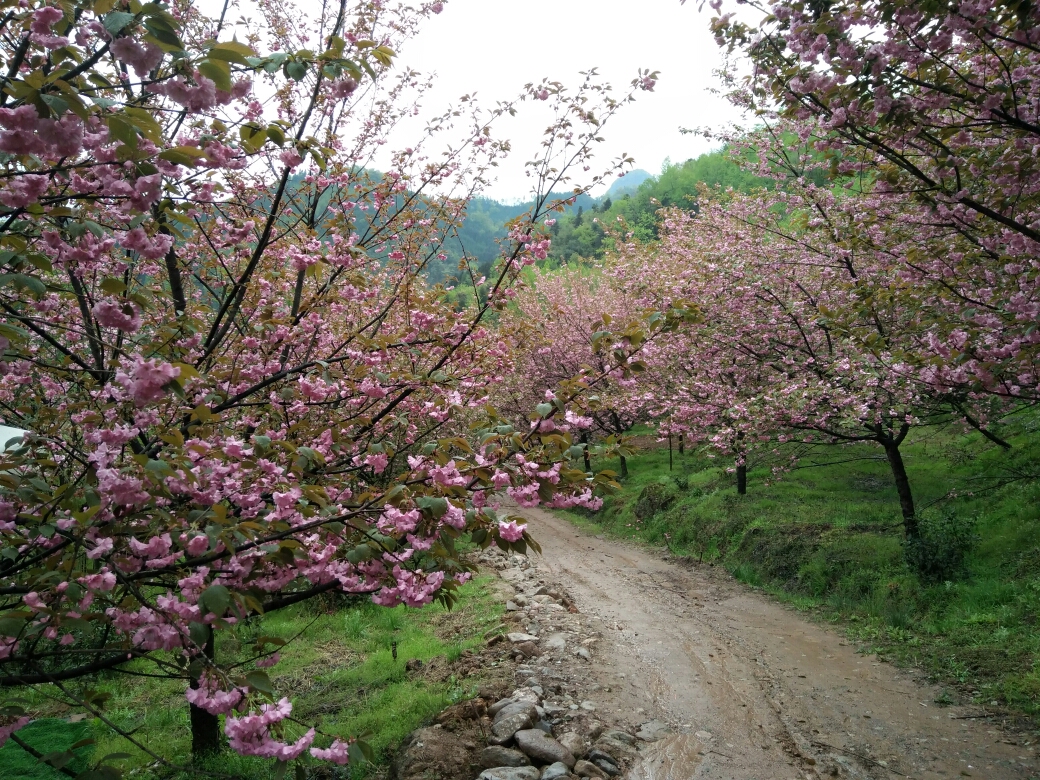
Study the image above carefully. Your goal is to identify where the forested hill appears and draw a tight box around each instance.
[438,149,761,281]
[605,169,652,198]
[546,147,769,264]
[432,191,595,285]
[296,151,753,288]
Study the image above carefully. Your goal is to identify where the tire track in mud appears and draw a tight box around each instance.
[512,504,1036,780]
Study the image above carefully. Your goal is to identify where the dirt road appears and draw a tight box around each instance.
[512,504,1036,780]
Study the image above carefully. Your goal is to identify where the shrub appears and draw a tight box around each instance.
[905,509,979,583]
[635,481,677,519]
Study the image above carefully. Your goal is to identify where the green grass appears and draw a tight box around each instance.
[0,719,92,779]
[4,576,504,779]
[564,417,1040,721]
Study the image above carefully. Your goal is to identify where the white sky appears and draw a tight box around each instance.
[392,0,747,201]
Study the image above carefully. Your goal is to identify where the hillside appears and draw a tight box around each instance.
[605,169,652,198]
[559,417,1040,721]
[546,147,771,263]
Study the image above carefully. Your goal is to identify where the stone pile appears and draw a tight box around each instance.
[390,544,674,780]
[471,546,672,780]
[476,681,645,779]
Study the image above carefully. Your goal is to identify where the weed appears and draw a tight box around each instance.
[731,562,763,587]
[343,608,370,641]
[378,606,406,632]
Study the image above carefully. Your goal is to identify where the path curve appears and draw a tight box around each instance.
[513,504,1035,780]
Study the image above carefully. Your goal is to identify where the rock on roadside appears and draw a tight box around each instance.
[479,746,531,769]
[478,768,540,780]
[635,719,672,742]
[514,728,576,768]
[573,759,609,779]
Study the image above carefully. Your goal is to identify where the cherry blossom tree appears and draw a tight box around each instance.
[611,152,1004,536]
[710,0,1040,404]
[0,0,656,771]
[497,262,663,479]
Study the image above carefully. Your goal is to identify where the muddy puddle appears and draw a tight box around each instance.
[626,734,706,780]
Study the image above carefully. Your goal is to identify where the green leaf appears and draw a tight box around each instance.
[98,752,134,762]
[158,145,208,167]
[103,11,136,36]
[0,618,26,637]
[143,19,183,52]
[188,621,209,647]
[198,584,230,617]
[145,458,174,478]
[284,61,308,81]
[106,114,137,149]
[209,41,257,65]
[40,94,69,116]
[350,738,375,763]
[346,544,375,564]
[88,95,119,109]
[266,125,285,146]
[263,53,288,73]
[25,253,52,272]
[322,62,344,79]
[535,403,553,418]
[41,749,76,770]
[0,273,46,295]
[99,277,127,294]
[417,496,448,519]
[124,108,164,144]
[197,59,232,93]
[246,670,274,695]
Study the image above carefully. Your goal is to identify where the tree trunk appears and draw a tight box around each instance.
[678,433,684,455]
[668,435,673,471]
[619,454,628,478]
[735,431,746,495]
[581,431,591,473]
[883,442,917,540]
[190,625,221,758]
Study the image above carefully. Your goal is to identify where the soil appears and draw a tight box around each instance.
[510,503,1038,780]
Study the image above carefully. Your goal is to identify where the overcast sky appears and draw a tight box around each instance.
[391,0,747,201]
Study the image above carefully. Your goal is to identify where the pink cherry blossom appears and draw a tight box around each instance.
[115,356,180,406]
[93,299,142,332]
[497,520,526,542]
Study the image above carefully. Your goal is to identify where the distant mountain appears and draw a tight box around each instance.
[428,190,598,285]
[606,169,652,198]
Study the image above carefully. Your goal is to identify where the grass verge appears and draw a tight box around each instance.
[3,575,505,779]
[562,419,1040,723]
